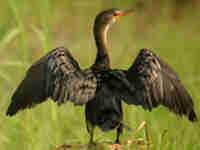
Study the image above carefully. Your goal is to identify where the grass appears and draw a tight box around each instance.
[0,0,200,150]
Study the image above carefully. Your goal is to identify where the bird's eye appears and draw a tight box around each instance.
[113,12,120,16]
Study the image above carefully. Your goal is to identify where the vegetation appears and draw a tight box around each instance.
[0,0,199,149]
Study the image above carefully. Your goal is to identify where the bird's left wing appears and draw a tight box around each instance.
[125,49,197,122]
[6,47,96,116]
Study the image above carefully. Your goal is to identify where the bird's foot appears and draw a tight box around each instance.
[108,143,122,150]
[88,140,96,146]
[115,139,120,144]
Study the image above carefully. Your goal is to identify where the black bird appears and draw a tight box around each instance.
[6,8,197,144]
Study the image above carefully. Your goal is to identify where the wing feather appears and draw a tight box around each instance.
[6,47,96,116]
[124,48,197,122]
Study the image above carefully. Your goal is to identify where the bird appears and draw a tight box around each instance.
[6,8,197,144]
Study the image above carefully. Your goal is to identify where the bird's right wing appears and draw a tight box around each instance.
[6,47,96,116]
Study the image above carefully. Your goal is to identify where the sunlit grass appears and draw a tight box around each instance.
[0,1,200,150]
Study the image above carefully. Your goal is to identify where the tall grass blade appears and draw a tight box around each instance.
[0,28,21,51]
[0,61,29,68]
[0,71,12,84]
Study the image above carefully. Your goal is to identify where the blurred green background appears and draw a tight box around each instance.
[0,0,200,149]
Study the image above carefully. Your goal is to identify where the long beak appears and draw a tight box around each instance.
[120,9,135,17]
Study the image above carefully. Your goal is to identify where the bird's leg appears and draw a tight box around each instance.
[115,123,123,144]
[89,128,94,144]
[86,121,95,144]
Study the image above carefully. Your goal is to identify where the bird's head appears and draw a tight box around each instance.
[94,8,135,28]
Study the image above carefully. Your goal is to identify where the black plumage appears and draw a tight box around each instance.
[6,8,197,144]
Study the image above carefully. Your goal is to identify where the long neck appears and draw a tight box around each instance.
[92,23,111,70]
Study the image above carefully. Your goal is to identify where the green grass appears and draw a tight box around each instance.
[0,0,200,150]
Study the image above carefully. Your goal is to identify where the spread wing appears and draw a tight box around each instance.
[124,48,197,122]
[6,47,96,116]
[102,49,197,122]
